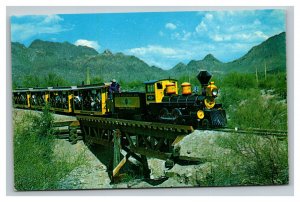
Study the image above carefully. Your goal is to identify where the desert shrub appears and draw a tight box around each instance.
[122,80,145,91]
[221,72,257,89]
[13,108,86,190]
[22,74,41,88]
[212,134,289,186]
[218,87,260,110]
[90,76,102,84]
[21,73,70,88]
[43,73,70,87]
[230,97,287,130]
[217,72,287,130]
[258,72,287,99]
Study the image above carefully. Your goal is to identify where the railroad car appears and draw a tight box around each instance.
[72,84,110,116]
[48,86,73,113]
[29,87,48,110]
[12,88,31,109]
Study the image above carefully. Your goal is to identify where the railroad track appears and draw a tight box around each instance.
[210,127,288,138]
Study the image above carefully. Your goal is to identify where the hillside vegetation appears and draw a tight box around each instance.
[12,32,286,88]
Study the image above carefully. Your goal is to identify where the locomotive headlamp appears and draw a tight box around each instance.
[206,81,218,97]
[212,89,218,96]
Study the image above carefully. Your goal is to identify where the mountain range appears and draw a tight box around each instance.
[11,32,286,87]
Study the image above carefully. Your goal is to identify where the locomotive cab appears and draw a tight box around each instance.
[144,79,178,105]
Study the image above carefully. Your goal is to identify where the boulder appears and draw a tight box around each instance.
[147,158,167,179]
[173,130,231,161]
[165,163,213,186]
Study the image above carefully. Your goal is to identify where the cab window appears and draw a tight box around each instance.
[156,82,163,89]
[146,84,154,93]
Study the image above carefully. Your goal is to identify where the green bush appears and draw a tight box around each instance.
[13,108,86,190]
[258,72,287,99]
[212,134,289,185]
[221,72,258,89]
[229,97,287,130]
[218,87,260,110]
[217,72,287,131]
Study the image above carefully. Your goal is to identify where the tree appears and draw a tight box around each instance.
[44,73,69,87]
[22,74,41,88]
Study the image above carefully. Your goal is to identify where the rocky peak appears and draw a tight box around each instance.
[103,49,113,56]
[202,54,221,63]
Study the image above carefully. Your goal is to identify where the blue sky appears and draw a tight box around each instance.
[10,10,286,69]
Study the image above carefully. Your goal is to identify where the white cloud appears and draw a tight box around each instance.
[236,33,252,40]
[182,31,192,41]
[74,39,100,51]
[11,15,70,42]
[126,45,193,69]
[195,21,207,33]
[165,23,177,30]
[254,31,269,39]
[253,19,261,25]
[211,35,224,42]
[42,14,63,24]
[210,34,233,42]
[205,13,214,21]
[128,45,179,57]
[171,30,192,41]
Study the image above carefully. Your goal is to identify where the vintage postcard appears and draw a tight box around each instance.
[11,9,288,191]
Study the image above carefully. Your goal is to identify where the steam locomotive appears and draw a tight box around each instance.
[12,71,226,129]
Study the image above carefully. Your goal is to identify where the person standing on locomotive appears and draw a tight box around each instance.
[109,79,120,99]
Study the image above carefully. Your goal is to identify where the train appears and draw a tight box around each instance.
[12,70,227,128]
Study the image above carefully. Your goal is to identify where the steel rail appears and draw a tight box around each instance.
[209,127,288,138]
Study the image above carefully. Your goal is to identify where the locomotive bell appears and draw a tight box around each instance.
[197,71,212,86]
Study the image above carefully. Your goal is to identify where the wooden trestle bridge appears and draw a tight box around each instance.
[54,116,194,180]
[53,116,287,181]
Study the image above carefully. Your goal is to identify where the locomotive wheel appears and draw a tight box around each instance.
[159,108,169,119]
[202,119,210,129]
[172,108,182,124]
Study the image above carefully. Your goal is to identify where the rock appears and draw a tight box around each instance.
[147,158,166,179]
[157,178,191,188]
[173,130,230,161]
[130,181,153,188]
[165,163,213,186]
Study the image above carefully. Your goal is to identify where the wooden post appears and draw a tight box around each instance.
[141,155,150,178]
[113,153,130,177]
[113,129,121,176]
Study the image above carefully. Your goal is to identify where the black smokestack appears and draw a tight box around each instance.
[197,71,212,87]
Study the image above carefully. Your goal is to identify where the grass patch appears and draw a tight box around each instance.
[13,106,87,191]
[209,134,289,186]
[217,72,287,131]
